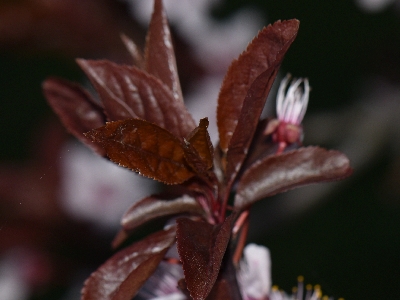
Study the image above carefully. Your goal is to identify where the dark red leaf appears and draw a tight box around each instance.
[217,19,300,153]
[81,226,176,300]
[224,68,277,186]
[84,119,196,184]
[206,279,242,300]
[176,214,235,300]
[238,118,279,172]
[186,118,214,170]
[145,0,183,104]
[234,147,353,210]
[111,229,129,250]
[183,118,215,176]
[177,279,192,298]
[121,194,204,231]
[77,59,195,138]
[42,77,106,155]
[120,33,144,69]
[206,249,243,300]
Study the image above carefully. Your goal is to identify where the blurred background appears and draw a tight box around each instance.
[1,0,400,299]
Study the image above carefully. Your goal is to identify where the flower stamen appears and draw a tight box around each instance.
[265,74,310,154]
[276,74,310,126]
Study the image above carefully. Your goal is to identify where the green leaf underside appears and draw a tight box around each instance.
[176,214,235,300]
[85,119,195,184]
[81,227,176,300]
[234,147,353,209]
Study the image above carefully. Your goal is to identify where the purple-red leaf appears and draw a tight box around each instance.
[225,68,277,186]
[145,0,183,104]
[42,77,106,155]
[217,19,299,153]
[85,119,195,184]
[234,147,353,210]
[81,226,176,300]
[77,59,195,138]
[207,278,241,300]
[184,118,214,175]
[176,214,235,300]
[121,194,204,231]
[186,118,214,170]
[205,248,243,300]
[120,33,144,69]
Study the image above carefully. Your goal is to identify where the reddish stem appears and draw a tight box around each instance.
[232,210,249,235]
[233,215,249,266]
[163,257,181,264]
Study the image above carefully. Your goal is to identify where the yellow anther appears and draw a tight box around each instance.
[297,275,304,282]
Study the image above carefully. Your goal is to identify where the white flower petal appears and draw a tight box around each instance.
[238,244,271,300]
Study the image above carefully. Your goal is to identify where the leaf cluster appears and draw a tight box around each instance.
[43,1,352,299]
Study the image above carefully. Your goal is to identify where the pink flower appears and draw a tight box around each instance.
[265,74,310,154]
[276,74,310,126]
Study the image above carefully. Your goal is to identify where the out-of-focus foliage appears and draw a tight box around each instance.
[0,0,400,299]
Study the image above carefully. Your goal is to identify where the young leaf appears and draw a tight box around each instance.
[81,226,176,300]
[42,77,106,155]
[77,59,195,138]
[120,33,144,69]
[225,68,277,186]
[217,19,300,153]
[186,118,214,170]
[145,0,183,104]
[206,279,239,300]
[121,194,204,231]
[240,118,278,169]
[176,214,235,300]
[85,119,195,184]
[206,248,243,300]
[234,147,353,210]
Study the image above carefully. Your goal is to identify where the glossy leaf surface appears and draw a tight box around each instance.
[186,118,214,170]
[81,227,176,300]
[234,147,353,209]
[121,194,204,231]
[176,215,235,300]
[145,0,183,103]
[184,118,214,175]
[77,59,195,138]
[217,19,299,153]
[225,68,277,186]
[85,119,195,184]
[42,77,106,155]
